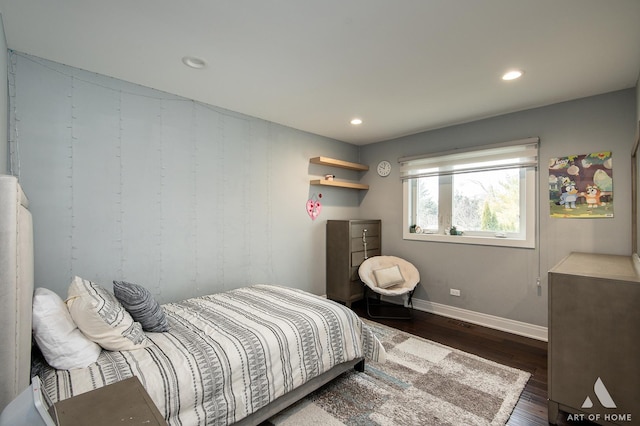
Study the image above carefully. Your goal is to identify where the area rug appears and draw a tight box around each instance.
[268,319,530,426]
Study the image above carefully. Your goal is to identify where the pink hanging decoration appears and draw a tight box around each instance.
[306,197,322,220]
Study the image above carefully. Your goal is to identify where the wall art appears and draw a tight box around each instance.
[306,194,322,220]
[549,152,613,218]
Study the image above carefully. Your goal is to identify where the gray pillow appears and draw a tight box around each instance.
[113,281,169,332]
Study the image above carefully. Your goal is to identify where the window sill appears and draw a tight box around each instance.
[403,232,534,249]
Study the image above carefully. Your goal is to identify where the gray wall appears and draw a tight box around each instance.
[0,16,7,174]
[8,51,638,328]
[359,89,636,327]
[10,52,365,301]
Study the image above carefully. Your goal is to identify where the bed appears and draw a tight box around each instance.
[0,176,386,425]
[37,282,385,425]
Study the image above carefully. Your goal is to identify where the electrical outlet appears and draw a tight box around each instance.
[450,288,461,296]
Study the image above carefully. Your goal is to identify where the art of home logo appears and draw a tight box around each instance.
[582,377,616,409]
[566,377,633,423]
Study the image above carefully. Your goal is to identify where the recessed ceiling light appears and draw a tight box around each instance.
[502,70,524,81]
[350,118,363,125]
[182,56,207,69]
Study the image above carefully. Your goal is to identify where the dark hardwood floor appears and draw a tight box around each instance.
[350,300,591,426]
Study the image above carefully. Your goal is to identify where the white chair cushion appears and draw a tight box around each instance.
[32,287,101,369]
[373,264,405,289]
[359,255,420,296]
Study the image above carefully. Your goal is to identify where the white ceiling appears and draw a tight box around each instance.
[1,1,639,145]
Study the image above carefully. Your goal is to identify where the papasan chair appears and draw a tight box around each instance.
[358,255,420,319]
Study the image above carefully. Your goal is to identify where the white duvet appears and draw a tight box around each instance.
[41,285,385,425]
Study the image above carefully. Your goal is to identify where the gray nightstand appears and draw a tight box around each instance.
[54,377,167,426]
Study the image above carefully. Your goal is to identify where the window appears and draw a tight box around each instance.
[401,138,538,248]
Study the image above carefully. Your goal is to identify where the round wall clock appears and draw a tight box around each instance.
[377,160,391,177]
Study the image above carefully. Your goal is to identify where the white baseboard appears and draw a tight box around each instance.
[334,292,548,341]
[410,298,548,342]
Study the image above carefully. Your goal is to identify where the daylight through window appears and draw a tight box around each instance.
[401,138,538,248]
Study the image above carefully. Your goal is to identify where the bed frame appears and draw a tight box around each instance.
[0,176,34,412]
[0,175,365,424]
[236,357,364,425]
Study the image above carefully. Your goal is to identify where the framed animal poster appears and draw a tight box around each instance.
[548,152,613,218]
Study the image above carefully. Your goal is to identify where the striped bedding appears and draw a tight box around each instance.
[40,285,385,425]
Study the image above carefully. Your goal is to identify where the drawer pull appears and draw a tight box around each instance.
[362,229,368,259]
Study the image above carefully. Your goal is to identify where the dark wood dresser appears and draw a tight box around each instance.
[326,220,381,307]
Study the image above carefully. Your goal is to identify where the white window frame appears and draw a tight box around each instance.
[401,138,538,249]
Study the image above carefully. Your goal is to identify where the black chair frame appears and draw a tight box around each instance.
[364,285,415,320]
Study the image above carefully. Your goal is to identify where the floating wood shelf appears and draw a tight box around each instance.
[309,156,369,190]
[310,179,369,190]
[309,156,369,172]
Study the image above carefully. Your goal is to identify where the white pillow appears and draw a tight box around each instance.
[66,276,149,351]
[373,265,405,289]
[32,287,101,369]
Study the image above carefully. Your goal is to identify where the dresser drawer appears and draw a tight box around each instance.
[351,237,380,252]
[351,249,380,268]
[351,223,380,239]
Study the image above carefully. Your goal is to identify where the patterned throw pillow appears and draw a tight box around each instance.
[66,276,149,351]
[113,280,169,332]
